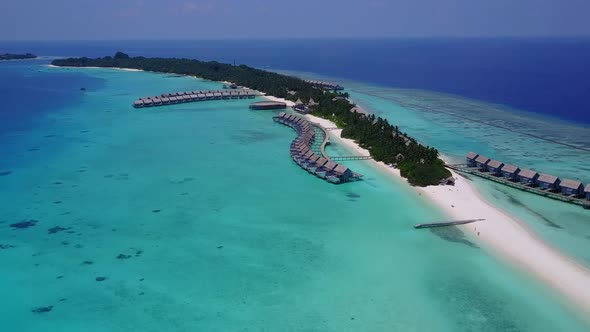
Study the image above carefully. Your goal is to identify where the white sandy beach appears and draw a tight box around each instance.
[46,64,143,72]
[262,94,296,107]
[304,113,590,317]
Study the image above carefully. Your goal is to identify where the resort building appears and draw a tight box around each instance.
[500,164,520,180]
[329,165,353,183]
[559,179,584,196]
[475,155,491,171]
[466,152,479,167]
[518,169,539,185]
[537,173,561,191]
[305,80,344,90]
[487,159,504,176]
[316,161,338,178]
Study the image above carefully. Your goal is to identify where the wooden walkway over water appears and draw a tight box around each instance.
[415,219,485,229]
[447,164,590,209]
[329,156,373,161]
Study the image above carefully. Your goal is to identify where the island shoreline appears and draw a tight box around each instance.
[46,64,590,321]
[301,112,590,322]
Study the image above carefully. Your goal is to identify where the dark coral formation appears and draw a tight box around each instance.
[95,276,107,282]
[152,209,161,213]
[81,260,93,265]
[10,219,38,229]
[346,192,361,199]
[48,226,71,234]
[0,171,12,176]
[117,254,132,260]
[31,306,53,313]
[0,244,16,250]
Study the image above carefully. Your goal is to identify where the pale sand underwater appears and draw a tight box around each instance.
[305,113,590,319]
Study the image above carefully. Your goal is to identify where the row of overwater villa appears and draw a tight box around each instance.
[273,112,360,184]
[463,152,590,204]
[304,80,344,90]
[133,89,258,108]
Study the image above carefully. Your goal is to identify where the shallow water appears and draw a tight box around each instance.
[1,63,589,331]
[279,68,590,267]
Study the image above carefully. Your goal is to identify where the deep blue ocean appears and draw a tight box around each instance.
[2,38,590,124]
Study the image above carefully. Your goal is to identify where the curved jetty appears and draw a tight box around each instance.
[449,152,590,209]
[133,89,257,108]
[273,112,361,184]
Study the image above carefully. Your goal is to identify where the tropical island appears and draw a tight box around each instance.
[52,52,451,186]
[0,53,37,60]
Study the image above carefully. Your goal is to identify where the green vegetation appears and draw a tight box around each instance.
[52,52,451,186]
[0,53,37,60]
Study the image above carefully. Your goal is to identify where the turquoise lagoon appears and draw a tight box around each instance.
[279,69,590,268]
[0,64,589,331]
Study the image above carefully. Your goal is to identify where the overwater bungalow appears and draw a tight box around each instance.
[239,91,248,99]
[500,164,520,180]
[559,179,584,196]
[190,94,198,100]
[487,159,504,176]
[204,92,214,100]
[297,150,314,163]
[474,155,491,171]
[249,101,287,110]
[214,92,222,99]
[466,152,479,167]
[230,91,239,99]
[518,169,539,186]
[247,91,256,98]
[161,93,170,98]
[143,99,154,107]
[133,100,144,108]
[585,184,590,200]
[222,91,230,99]
[197,93,206,100]
[316,160,338,178]
[153,97,162,105]
[308,157,328,173]
[304,154,321,168]
[537,173,561,191]
[327,164,352,184]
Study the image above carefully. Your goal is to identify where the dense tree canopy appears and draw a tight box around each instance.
[52,52,451,186]
[0,53,37,60]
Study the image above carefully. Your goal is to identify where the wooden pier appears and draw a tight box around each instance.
[329,156,373,161]
[414,219,485,229]
[447,163,589,209]
[133,89,258,108]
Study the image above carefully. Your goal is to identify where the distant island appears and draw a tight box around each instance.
[52,52,451,186]
[0,53,37,61]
